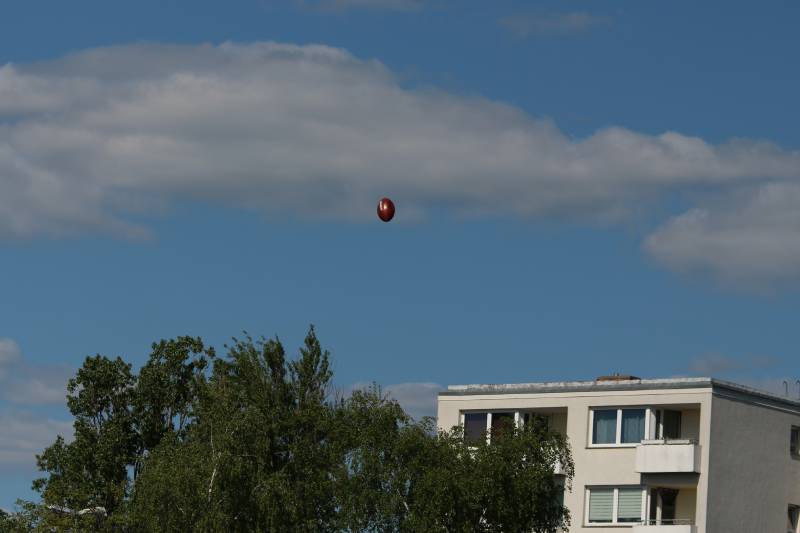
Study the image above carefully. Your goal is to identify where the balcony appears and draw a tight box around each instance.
[635,439,700,473]
[632,519,696,533]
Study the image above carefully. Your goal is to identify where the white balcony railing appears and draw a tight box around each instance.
[635,439,700,473]
[632,519,696,533]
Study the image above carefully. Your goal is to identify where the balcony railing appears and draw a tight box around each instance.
[640,519,695,525]
[635,439,700,473]
[631,519,696,532]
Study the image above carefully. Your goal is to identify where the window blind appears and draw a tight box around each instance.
[588,489,614,523]
[621,409,646,444]
[617,488,642,522]
[592,410,617,444]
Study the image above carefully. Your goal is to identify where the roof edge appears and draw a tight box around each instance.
[438,376,800,411]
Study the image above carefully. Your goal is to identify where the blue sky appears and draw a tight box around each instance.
[1,0,800,508]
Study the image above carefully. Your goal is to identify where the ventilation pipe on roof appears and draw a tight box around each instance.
[596,373,641,382]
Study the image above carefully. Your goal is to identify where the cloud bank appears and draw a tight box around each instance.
[298,0,425,11]
[2,42,799,284]
[344,381,442,420]
[498,11,612,37]
[0,410,72,469]
[0,338,71,405]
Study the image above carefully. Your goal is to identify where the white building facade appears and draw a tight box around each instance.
[437,376,800,533]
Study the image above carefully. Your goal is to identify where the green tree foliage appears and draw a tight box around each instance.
[7,327,573,532]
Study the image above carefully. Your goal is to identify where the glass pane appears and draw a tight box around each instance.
[663,410,682,440]
[491,412,514,432]
[523,412,549,432]
[617,488,643,522]
[464,413,487,444]
[660,489,678,520]
[588,489,613,523]
[621,409,646,444]
[490,412,514,441]
[592,410,617,444]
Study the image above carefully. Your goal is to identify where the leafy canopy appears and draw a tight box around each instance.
[3,326,573,533]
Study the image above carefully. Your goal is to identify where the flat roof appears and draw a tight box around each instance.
[440,377,800,411]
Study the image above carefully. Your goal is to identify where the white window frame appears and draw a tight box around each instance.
[460,410,517,444]
[584,486,647,527]
[588,407,651,448]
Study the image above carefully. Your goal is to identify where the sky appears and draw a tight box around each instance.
[1,0,800,509]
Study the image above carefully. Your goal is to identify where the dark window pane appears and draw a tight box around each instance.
[621,409,646,444]
[593,410,617,444]
[660,488,678,521]
[791,427,800,456]
[523,413,550,432]
[464,413,487,444]
[491,412,514,440]
[663,410,682,440]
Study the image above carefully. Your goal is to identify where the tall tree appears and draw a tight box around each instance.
[33,355,136,531]
[132,336,213,478]
[14,326,574,532]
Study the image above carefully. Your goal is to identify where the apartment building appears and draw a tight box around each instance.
[437,376,800,533]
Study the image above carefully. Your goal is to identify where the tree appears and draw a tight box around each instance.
[131,327,344,532]
[132,336,213,479]
[335,389,574,533]
[14,326,574,532]
[32,355,136,531]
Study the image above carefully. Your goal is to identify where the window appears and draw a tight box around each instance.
[586,487,645,525]
[655,409,682,440]
[590,408,650,446]
[789,505,799,533]
[621,409,646,444]
[791,427,800,458]
[491,412,514,437]
[588,488,613,523]
[464,413,487,444]
[462,412,515,444]
[522,412,550,432]
[592,410,617,444]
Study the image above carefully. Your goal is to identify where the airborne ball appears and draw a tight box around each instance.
[377,197,395,222]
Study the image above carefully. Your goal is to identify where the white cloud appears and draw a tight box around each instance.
[498,11,612,37]
[2,41,800,284]
[383,381,442,420]
[686,353,777,375]
[298,0,424,11]
[0,410,72,469]
[645,183,800,286]
[731,377,800,400]
[344,381,442,420]
[0,339,70,406]
[1,365,71,406]
[0,338,22,368]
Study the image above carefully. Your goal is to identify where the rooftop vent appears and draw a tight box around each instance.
[597,373,641,382]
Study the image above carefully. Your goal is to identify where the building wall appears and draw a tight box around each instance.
[675,488,697,523]
[681,409,701,441]
[705,393,800,533]
[437,387,713,533]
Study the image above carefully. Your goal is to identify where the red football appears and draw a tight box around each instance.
[377,197,395,222]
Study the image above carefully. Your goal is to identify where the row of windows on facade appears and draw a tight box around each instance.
[462,408,682,445]
[463,409,800,457]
